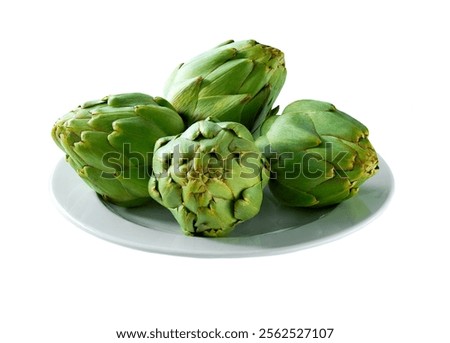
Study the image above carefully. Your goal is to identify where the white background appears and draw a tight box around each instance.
[1,0,449,342]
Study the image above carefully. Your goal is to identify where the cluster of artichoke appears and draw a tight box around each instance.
[52,39,379,237]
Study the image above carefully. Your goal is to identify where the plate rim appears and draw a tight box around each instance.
[50,156,394,258]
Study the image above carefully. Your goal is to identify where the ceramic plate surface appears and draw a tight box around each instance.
[51,156,394,258]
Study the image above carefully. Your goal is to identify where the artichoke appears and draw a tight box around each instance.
[52,93,185,207]
[255,100,379,207]
[164,39,287,132]
[149,119,269,237]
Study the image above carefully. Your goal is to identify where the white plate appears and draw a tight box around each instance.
[51,156,394,258]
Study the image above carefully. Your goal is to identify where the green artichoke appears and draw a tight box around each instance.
[164,39,287,132]
[255,100,379,207]
[149,119,269,237]
[52,93,185,207]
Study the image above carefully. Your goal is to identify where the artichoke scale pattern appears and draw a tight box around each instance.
[164,40,287,132]
[256,100,379,207]
[52,93,185,207]
[149,119,269,236]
